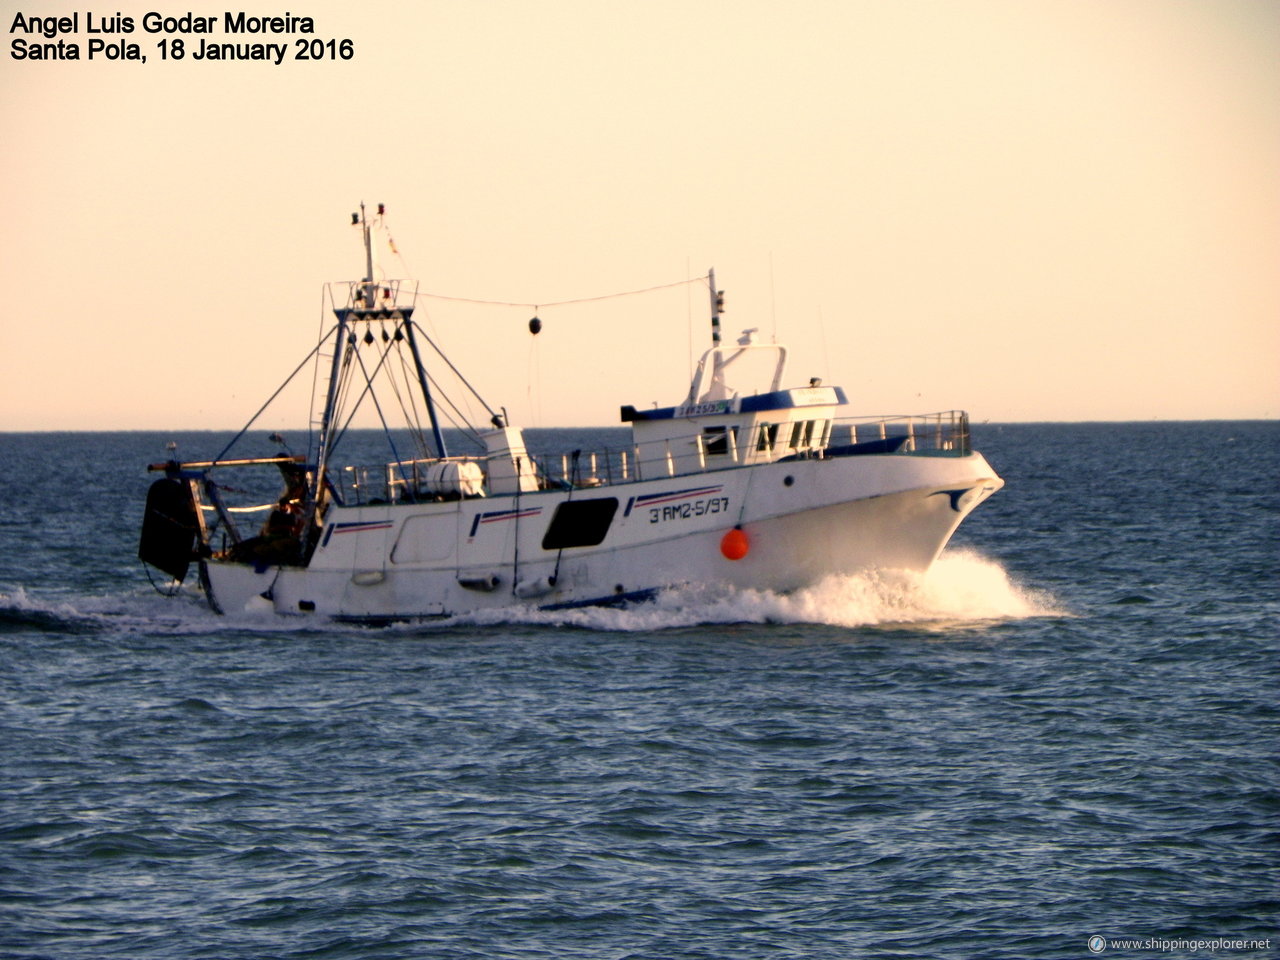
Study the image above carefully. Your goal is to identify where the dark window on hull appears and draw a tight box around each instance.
[542,497,619,549]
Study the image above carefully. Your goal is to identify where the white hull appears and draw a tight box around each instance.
[200,451,1002,620]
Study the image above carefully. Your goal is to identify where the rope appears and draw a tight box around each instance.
[213,330,332,464]
[335,338,410,483]
[412,274,709,311]
[370,214,701,310]
[142,560,183,598]
[412,321,500,422]
[420,369,486,452]
[390,330,431,458]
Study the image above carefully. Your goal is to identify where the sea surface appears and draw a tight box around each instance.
[1,423,1276,959]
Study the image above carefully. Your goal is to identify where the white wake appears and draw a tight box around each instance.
[451,549,1062,632]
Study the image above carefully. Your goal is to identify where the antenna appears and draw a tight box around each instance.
[360,202,376,309]
[708,268,723,346]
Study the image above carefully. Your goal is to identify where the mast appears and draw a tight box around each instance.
[313,202,375,495]
[309,203,450,541]
[358,203,449,459]
[340,203,447,461]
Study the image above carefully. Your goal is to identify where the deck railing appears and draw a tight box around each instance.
[839,409,971,455]
[334,410,972,506]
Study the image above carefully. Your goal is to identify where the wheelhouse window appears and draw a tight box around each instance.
[702,426,737,457]
[786,419,830,451]
[756,423,780,453]
[791,420,814,450]
[816,420,832,448]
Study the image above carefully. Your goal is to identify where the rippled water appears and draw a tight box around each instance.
[1,424,1276,959]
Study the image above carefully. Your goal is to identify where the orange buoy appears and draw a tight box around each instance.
[720,527,749,561]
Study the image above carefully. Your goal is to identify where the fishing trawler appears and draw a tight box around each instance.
[139,205,1003,620]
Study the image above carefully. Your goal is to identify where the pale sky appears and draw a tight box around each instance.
[2,0,1277,430]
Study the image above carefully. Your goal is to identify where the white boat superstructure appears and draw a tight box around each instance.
[140,206,1002,620]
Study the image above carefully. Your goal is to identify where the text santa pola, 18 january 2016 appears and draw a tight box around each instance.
[8,12,345,63]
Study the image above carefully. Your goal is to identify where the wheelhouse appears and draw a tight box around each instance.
[621,329,845,476]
